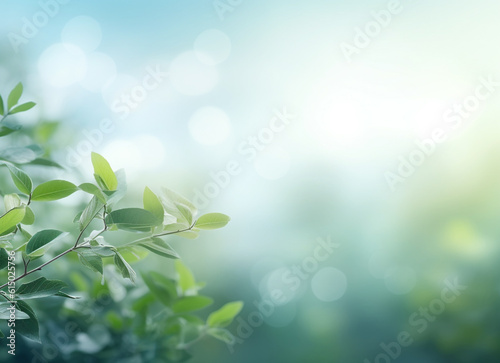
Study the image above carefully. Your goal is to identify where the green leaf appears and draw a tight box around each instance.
[9,101,36,115]
[21,206,35,225]
[207,301,244,328]
[4,193,21,211]
[172,296,213,313]
[105,208,161,232]
[0,206,25,235]
[7,82,23,110]
[0,303,30,320]
[161,187,197,224]
[207,328,236,344]
[195,213,230,230]
[25,229,64,256]
[7,164,32,194]
[16,277,68,300]
[78,183,106,204]
[31,180,78,201]
[0,248,8,270]
[0,94,4,115]
[79,196,103,231]
[139,237,179,259]
[29,158,64,169]
[175,260,196,294]
[143,187,164,223]
[114,252,136,282]
[0,120,21,137]
[91,152,118,191]
[15,300,40,342]
[141,272,177,306]
[78,251,103,275]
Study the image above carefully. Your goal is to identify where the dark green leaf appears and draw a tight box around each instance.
[0,248,8,270]
[15,300,40,342]
[0,120,21,137]
[16,277,68,300]
[0,94,4,115]
[25,229,64,256]
[141,272,177,306]
[78,251,103,274]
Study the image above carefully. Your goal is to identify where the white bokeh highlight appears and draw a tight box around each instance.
[194,29,232,65]
[384,267,417,295]
[61,16,102,53]
[253,146,291,180]
[169,51,218,95]
[80,52,117,92]
[189,106,231,146]
[38,43,87,88]
[311,267,347,302]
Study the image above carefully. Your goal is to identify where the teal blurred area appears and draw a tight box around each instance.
[2,0,500,362]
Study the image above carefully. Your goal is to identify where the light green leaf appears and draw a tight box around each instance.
[15,300,40,342]
[207,301,244,328]
[139,237,179,259]
[9,101,36,115]
[195,213,230,230]
[16,277,68,300]
[105,208,161,232]
[91,152,118,191]
[161,187,197,224]
[7,82,23,110]
[78,183,106,204]
[25,229,64,256]
[175,260,196,294]
[4,193,21,211]
[6,164,32,194]
[114,252,136,282]
[0,147,37,164]
[0,206,25,235]
[21,206,35,225]
[172,296,213,313]
[78,251,103,275]
[207,328,237,344]
[175,203,193,225]
[79,196,103,231]
[31,180,78,201]
[143,187,164,223]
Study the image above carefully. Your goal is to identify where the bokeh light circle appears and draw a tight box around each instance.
[311,267,347,302]
[61,16,102,52]
[194,29,232,65]
[38,43,87,87]
[189,107,231,145]
[169,51,218,95]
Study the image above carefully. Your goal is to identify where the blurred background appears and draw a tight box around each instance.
[2,0,500,362]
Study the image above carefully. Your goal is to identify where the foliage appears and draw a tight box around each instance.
[0,83,240,361]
